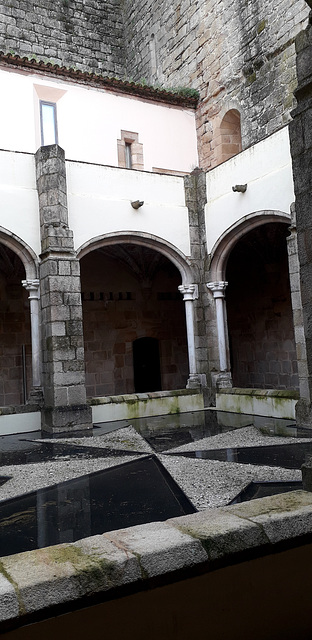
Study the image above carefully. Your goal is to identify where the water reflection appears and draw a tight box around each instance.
[0,455,196,557]
[0,442,145,467]
[167,441,312,469]
[126,409,296,453]
[230,480,303,503]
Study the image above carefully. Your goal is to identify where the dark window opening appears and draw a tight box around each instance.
[125,142,132,169]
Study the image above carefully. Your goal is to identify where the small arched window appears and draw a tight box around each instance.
[218,109,242,164]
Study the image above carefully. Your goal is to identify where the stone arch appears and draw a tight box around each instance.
[213,109,242,166]
[0,227,38,279]
[77,231,195,285]
[78,232,196,397]
[209,211,291,281]
[0,229,39,406]
[208,210,297,390]
[219,109,242,162]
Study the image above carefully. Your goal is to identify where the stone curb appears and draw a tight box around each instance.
[1,490,312,624]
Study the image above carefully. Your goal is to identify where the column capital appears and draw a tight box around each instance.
[178,283,199,301]
[206,281,228,298]
[22,279,40,299]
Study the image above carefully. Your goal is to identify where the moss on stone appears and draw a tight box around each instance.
[44,545,118,591]
[0,561,26,615]
[246,72,257,85]
[257,19,267,34]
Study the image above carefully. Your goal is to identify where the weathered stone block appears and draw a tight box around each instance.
[42,404,92,434]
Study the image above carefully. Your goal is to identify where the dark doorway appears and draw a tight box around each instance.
[133,337,161,393]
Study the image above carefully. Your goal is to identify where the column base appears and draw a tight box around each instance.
[216,372,233,390]
[295,398,312,430]
[41,404,93,436]
[27,386,44,407]
[302,458,312,491]
[186,374,202,389]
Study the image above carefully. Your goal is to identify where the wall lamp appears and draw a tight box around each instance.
[232,184,247,193]
[131,200,144,209]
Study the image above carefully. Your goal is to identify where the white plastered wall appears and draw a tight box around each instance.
[0,66,198,173]
[206,127,294,254]
[67,162,191,257]
[0,150,40,256]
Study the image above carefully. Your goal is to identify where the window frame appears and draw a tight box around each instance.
[40,100,58,146]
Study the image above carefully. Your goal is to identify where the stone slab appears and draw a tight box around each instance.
[104,521,208,577]
[169,508,268,560]
[216,389,298,419]
[224,490,312,543]
[91,390,204,423]
[1,491,312,624]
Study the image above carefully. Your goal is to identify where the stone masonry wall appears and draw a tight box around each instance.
[289,13,312,425]
[184,170,215,402]
[0,263,31,406]
[0,0,124,75]
[1,0,309,168]
[80,249,189,397]
[123,0,309,168]
[226,223,299,390]
[36,144,92,433]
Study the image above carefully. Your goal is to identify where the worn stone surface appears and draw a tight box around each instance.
[36,145,92,433]
[289,20,312,426]
[183,170,214,400]
[169,507,268,560]
[123,0,309,168]
[0,0,124,76]
[0,1,309,169]
[302,458,312,491]
[1,490,312,623]
[287,204,310,401]
[0,575,19,620]
[224,489,312,542]
[1,535,141,614]
[104,521,208,577]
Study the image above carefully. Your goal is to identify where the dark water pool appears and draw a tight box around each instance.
[0,455,196,557]
[230,480,303,503]
[165,441,312,469]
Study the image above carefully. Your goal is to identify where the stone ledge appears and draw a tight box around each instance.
[0,405,41,416]
[217,388,299,399]
[89,389,201,406]
[1,490,312,627]
[89,390,204,422]
[216,388,298,419]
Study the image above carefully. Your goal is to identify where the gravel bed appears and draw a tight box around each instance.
[38,426,153,454]
[0,424,307,511]
[158,454,302,510]
[0,454,141,502]
[167,426,312,453]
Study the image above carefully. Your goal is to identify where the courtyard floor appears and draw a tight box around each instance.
[0,408,312,556]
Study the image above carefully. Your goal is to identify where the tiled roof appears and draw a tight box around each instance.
[0,52,199,108]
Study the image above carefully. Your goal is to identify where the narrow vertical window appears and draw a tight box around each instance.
[40,101,58,146]
[125,142,132,169]
[117,131,144,170]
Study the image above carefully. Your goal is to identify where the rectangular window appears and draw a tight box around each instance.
[40,101,58,146]
[125,142,132,169]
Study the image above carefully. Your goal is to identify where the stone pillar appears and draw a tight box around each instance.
[21,278,43,403]
[178,284,201,388]
[287,204,310,403]
[289,14,312,427]
[206,281,232,388]
[36,144,92,435]
[184,169,213,402]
